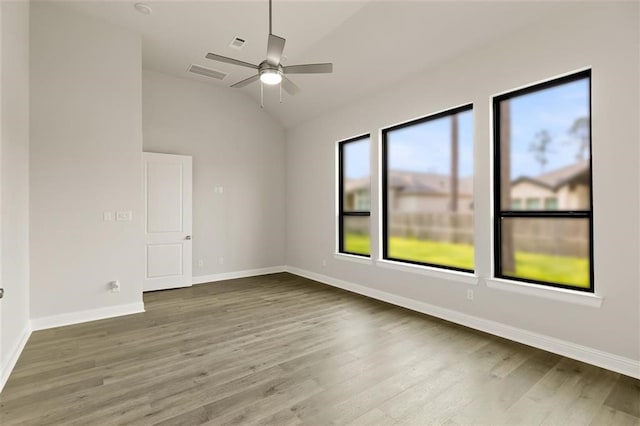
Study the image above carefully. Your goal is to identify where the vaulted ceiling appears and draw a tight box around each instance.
[61,1,571,128]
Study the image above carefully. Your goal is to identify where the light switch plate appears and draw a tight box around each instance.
[116,211,133,221]
[103,211,113,221]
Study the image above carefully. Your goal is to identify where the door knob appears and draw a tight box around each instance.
[185,235,192,240]
[0,288,4,299]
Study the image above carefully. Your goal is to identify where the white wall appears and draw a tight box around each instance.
[142,70,286,278]
[0,0,30,387]
[286,3,640,362]
[30,3,144,320]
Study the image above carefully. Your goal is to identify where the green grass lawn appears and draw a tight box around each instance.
[344,233,589,288]
[343,233,373,257]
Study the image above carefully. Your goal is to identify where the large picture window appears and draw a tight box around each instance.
[382,105,474,272]
[493,70,593,291]
[338,135,371,257]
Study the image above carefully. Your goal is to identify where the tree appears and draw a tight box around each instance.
[529,130,553,172]
[500,101,515,273]
[450,114,459,213]
[568,116,590,160]
[449,114,459,243]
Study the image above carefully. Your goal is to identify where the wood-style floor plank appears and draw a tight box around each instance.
[1,272,637,425]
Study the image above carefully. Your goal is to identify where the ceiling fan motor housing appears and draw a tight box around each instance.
[259,61,283,74]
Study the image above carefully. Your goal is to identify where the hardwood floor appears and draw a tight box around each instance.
[1,272,638,425]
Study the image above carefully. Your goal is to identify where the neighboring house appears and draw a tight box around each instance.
[510,160,590,210]
[344,171,474,213]
[387,172,474,213]
[344,164,589,249]
[343,177,371,211]
[345,161,589,214]
[345,171,474,243]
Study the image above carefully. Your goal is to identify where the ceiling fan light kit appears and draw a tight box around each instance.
[205,0,333,105]
[260,69,282,85]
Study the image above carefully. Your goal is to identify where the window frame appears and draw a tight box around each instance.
[492,69,594,293]
[381,104,474,273]
[338,134,371,257]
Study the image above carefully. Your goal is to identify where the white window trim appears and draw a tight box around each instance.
[334,253,373,265]
[485,277,603,308]
[377,259,478,285]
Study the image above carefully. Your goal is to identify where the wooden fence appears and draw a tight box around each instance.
[388,212,474,245]
[348,212,589,257]
[504,217,589,258]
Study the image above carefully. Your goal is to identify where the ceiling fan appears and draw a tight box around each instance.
[205,0,333,99]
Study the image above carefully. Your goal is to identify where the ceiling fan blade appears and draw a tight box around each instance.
[283,63,333,74]
[281,76,300,96]
[205,53,258,70]
[231,74,260,88]
[266,34,286,66]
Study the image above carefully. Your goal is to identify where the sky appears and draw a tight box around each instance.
[387,109,474,177]
[343,77,589,180]
[343,137,370,179]
[343,110,474,179]
[509,78,589,179]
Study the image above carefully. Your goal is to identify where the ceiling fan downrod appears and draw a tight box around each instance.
[269,0,272,35]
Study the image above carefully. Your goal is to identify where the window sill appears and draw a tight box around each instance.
[485,278,603,308]
[376,259,478,285]
[334,253,373,265]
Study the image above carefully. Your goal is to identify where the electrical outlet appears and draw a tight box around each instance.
[466,289,474,300]
[218,257,224,265]
[197,259,204,268]
[110,280,121,293]
[322,259,327,267]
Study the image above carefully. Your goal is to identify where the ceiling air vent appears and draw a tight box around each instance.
[188,64,227,80]
[229,36,246,49]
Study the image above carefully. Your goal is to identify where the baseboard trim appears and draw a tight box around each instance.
[285,266,640,379]
[0,322,32,393]
[192,266,286,285]
[31,302,145,331]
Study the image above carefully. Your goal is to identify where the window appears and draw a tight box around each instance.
[382,105,474,272]
[338,135,371,256]
[525,198,540,210]
[544,197,558,210]
[355,190,370,211]
[494,70,593,291]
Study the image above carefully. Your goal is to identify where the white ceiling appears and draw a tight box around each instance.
[60,0,571,128]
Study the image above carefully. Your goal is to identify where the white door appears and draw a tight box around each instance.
[143,152,193,292]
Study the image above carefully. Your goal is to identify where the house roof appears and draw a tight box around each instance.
[345,160,589,197]
[344,177,371,193]
[345,171,473,196]
[512,160,590,190]
[390,171,474,196]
